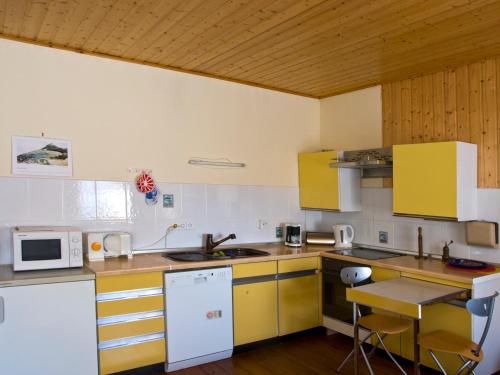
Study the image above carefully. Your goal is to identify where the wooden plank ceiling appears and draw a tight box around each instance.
[1,0,500,98]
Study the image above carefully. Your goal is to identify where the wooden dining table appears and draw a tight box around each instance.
[346,277,467,374]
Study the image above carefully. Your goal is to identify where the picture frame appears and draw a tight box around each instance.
[12,135,73,177]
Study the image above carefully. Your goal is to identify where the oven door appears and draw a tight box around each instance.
[13,232,69,271]
[322,258,371,324]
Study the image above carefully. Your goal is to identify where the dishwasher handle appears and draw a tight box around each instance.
[0,296,4,323]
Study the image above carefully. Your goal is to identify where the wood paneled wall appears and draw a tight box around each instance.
[382,56,500,188]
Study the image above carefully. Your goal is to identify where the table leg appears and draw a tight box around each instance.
[353,321,359,375]
[413,319,420,375]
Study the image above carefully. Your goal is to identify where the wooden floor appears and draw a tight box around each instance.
[153,331,439,375]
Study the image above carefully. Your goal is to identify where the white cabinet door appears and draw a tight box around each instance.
[0,280,98,375]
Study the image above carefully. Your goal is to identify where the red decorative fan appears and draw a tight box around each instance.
[136,171,155,193]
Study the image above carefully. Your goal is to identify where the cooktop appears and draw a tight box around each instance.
[327,247,404,260]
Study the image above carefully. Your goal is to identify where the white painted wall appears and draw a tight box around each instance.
[320,86,382,150]
[0,38,319,186]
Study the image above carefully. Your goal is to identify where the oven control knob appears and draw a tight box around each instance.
[91,242,102,251]
[72,248,81,256]
[72,238,80,243]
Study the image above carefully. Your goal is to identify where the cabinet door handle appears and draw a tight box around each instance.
[0,297,4,323]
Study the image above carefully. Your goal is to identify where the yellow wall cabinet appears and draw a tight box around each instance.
[233,262,278,346]
[298,150,361,211]
[393,141,477,221]
[278,258,321,336]
[96,272,166,375]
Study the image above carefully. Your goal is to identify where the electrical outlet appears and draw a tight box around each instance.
[257,219,269,230]
[378,231,388,244]
[275,226,283,238]
[177,222,194,230]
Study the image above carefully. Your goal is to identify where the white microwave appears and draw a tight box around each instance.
[11,226,83,271]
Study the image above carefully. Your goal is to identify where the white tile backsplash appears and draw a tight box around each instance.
[28,179,64,221]
[3,177,500,265]
[315,187,500,263]
[0,176,304,264]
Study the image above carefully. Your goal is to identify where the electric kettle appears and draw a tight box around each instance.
[332,224,354,248]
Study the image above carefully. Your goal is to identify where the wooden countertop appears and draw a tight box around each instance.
[86,243,500,285]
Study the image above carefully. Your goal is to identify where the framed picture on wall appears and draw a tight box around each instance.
[12,135,73,177]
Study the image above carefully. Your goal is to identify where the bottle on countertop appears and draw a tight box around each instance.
[442,240,453,263]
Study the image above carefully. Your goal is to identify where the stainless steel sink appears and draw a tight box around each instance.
[164,248,270,262]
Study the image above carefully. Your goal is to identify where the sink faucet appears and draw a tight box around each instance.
[415,226,428,260]
[204,233,236,252]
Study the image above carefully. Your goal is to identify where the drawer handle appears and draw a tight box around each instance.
[98,310,164,326]
[97,287,163,302]
[99,332,165,350]
[0,297,4,323]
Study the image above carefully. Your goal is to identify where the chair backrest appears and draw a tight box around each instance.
[466,291,499,355]
[340,266,372,287]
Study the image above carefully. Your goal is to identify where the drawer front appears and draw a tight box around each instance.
[233,261,277,279]
[97,295,164,317]
[278,257,318,274]
[96,272,163,293]
[401,272,471,289]
[99,316,165,342]
[372,267,401,282]
[99,338,165,375]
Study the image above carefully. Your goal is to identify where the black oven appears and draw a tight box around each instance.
[322,257,372,323]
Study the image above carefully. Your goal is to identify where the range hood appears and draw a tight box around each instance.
[330,147,392,178]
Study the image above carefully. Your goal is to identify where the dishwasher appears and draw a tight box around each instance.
[164,266,233,372]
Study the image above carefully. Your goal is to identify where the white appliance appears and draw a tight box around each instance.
[0,280,98,375]
[83,231,132,261]
[284,223,302,247]
[164,267,233,372]
[11,226,83,271]
[333,224,355,248]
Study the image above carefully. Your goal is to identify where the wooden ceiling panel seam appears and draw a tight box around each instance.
[310,48,500,97]
[150,0,289,68]
[258,18,500,92]
[2,0,30,37]
[105,0,185,57]
[66,0,117,48]
[143,0,242,64]
[125,0,211,61]
[175,0,306,69]
[281,31,500,95]
[214,0,416,77]
[119,0,205,60]
[82,0,140,51]
[191,0,343,72]
[228,0,500,83]
[36,0,80,43]
[94,0,162,53]
[177,0,331,70]
[225,0,479,80]
[51,0,97,46]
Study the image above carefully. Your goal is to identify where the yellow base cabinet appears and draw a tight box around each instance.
[233,280,278,345]
[278,258,321,336]
[232,261,278,346]
[393,141,477,221]
[95,272,166,375]
[298,150,360,211]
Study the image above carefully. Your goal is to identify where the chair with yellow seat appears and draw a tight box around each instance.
[336,267,412,375]
[419,292,498,375]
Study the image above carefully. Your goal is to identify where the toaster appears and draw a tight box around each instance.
[83,232,132,261]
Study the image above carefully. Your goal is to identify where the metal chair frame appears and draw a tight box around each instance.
[336,266,408,375]
[425,291,499,375]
